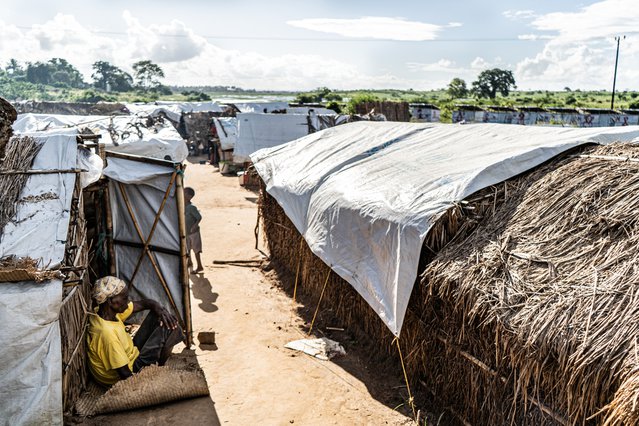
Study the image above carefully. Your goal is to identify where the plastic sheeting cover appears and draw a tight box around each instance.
[126,102,224,122]
[0,133,77,265]
[104,157,185,322]
[0,279,63,425]
[213,117,238,150]
[252,122,639,335]
[0,133,76,426]
[13,113,188,162]
[232,102,289,113]
[234,113,313,163]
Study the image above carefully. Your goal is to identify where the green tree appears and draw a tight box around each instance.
[5,59,24,78]
[324,92,343,102]
[471,68,516,99]
[346,93,380,114]
[91,61,133,92]
[294,93,317,104]
[446,78,468,99]
[132,60,165,90]
[25,58,85,88]
[326,101,342,114]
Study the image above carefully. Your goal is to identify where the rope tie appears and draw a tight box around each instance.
[394,336,417,420]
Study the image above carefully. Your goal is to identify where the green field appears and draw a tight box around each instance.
[2,76,637,124]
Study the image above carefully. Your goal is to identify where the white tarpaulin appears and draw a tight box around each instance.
[126,102,224,122]
[13,113,188,162]
[213,117,238,150]
[232,102,289,113]
[234,113,315,163]
[0,133,79,425]
[103,157,185,323]
[252,122,639,336]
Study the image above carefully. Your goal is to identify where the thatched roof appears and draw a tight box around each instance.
[422,143,639,424]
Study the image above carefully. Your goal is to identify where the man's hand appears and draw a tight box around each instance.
[156,306,178,329]
[132,299,180,330]
[115,365,133,380]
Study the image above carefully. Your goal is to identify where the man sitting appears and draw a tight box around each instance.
[87,276,185,386]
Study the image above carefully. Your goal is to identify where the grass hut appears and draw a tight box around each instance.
[254,121,639,424]
[453,105,485,123]
[0,105,193,424]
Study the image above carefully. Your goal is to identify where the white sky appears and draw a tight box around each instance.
[1,0,638,91]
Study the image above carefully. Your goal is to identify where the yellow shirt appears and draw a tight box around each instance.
[87,302,140,385]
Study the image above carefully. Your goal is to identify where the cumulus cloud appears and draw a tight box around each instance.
[122,11,206,63]
[470,56,504,70]
[0,12,452,90]
[515,0,639,90]
[286,17,448,41]
[407,59,465,73]
[0,14,118,77]
[503,10,537,20]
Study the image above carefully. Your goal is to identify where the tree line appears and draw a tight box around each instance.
[3,58,168,93]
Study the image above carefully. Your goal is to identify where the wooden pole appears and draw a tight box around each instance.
[103,182,117,275]
[106,150,178,167]
[175,164,193,347]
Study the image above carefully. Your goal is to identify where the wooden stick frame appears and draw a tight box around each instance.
[105,152,193,346]
[117,181,182,327]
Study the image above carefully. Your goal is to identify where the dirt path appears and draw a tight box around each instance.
[187,160,413,425]
[79,159,414,425]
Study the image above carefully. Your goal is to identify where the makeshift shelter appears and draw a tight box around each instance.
[514,106,548,125]
[619,109,639,126]
[13,113,188,162]
[409,103,440,122]
[233,112,334,163]
[547,107,582,127]
[0,129,102,425]
[213,117,238,163]
[452,105,484,123]
[229,101,289,114]
[254,121,639,424]
[125,101,224,124]
[482,106,517,124]
[579,108,620,127]
[1,110,192,424]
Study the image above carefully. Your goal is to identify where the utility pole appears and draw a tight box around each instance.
[611,35,625,110]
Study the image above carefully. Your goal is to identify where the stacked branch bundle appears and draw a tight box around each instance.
[259,142,639,425]
[0,97,17,160]
[0,136,43,237]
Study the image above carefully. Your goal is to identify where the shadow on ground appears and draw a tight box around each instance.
[264,264,432,424]
[190,274,219,313]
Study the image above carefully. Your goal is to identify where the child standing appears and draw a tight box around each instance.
[184,187,204,273]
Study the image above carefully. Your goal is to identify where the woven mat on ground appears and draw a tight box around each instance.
[75,357,209,416]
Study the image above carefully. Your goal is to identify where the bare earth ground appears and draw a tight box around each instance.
[74,158,414,426]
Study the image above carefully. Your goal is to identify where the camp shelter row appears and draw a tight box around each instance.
[454,104,639,127]
[252,121,639,424]
[0,104,194,425]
